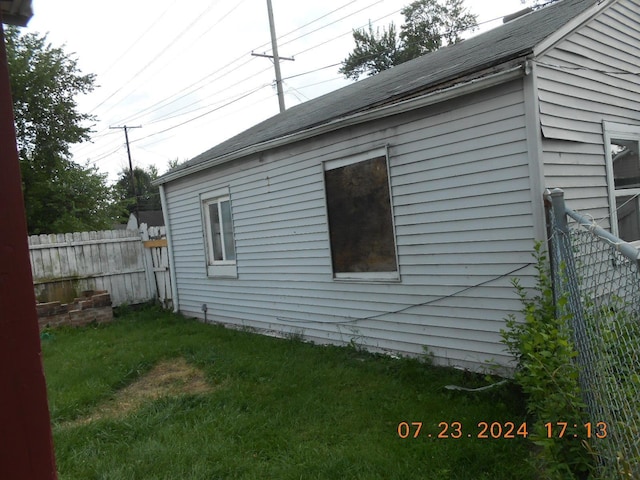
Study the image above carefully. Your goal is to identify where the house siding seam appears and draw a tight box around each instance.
[538,0,640,222]
[164,80,536,371]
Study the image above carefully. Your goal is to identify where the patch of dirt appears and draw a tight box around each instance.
[64,357,213,427]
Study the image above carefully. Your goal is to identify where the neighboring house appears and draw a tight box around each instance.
[126,210,165,230]
[155,0,640,371]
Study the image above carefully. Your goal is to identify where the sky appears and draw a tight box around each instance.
[24,0,533,183]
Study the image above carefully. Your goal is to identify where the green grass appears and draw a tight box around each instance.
[42,307,536,479]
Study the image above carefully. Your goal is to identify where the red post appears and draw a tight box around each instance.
[0,20,58,480]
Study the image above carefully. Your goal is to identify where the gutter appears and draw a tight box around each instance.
[155,62,526,186]
[159,184,179,313]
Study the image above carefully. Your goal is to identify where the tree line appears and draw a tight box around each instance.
[5,26,166,234]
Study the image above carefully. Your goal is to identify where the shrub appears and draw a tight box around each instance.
[501,242,593,479]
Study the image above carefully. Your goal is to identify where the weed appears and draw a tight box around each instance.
[501,242,593,479]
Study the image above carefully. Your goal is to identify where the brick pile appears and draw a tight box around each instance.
[36,290,112,330]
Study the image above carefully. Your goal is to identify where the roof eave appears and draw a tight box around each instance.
[155,60,527,186]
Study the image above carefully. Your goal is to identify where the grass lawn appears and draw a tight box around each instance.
[42,307,536,479]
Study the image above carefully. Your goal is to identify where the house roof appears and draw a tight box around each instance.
[158,0,603,184]
[0,0,32,26]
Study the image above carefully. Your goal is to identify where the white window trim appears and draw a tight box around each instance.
[322,146,401,282]
[324,146,388,171]
[334,271,400,281]
[603,122,640,244]
[201,188,238,278]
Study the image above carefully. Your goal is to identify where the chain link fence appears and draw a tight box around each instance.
[546,189,640,479]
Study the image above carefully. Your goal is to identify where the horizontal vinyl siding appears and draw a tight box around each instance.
[164,80,535,371]
[538,0,640,223]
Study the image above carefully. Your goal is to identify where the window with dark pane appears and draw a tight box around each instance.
[324,155,398,275]
[611,138,640,242]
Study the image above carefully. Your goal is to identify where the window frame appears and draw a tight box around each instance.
[201,188,238,278]
[322,146,400,282]
[603,122,640,245]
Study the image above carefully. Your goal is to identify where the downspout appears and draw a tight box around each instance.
[159,184,179,313]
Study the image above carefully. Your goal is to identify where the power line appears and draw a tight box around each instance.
[293,76,346,92]
[72,130,121,157]
[85,145,125,166]
[145,81,275,126]
[79,2,509,166]
[291,6,401,57]
[112,2,375,125]
[79,3,389,160]
[89,1,221,114]
[107,1,396,127]
[95,1,267,126]
[282,80,310,102]
[96,0,178,79]
[282,62,343,80]
[252,0,360,52]
[111,57,265,126]
[129,84,272,144]
[282,0,387,50]
[103,0,253,122]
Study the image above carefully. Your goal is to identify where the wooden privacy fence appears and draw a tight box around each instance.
[28,225,172,308]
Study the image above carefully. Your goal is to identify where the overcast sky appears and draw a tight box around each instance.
[25,0,533,183]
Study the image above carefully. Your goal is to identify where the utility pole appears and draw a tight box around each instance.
[252,0,293,113]
[110,125,142,221]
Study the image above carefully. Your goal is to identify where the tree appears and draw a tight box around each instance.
[340,0,477,80]
[5,26,120,234]
[114,165,162,220]
[167,158,182,171]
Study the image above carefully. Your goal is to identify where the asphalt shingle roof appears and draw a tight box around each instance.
[168,0,598,177]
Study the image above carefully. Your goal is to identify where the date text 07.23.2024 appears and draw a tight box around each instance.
[397,421,608,440]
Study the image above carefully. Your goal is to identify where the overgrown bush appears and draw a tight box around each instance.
[501,242,593,479]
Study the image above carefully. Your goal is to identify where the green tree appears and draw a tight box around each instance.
[340,0,477,80]
[114,166,161,219]
[5,26,120,234]
[167,158,181,171]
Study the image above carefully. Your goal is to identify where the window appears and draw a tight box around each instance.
[202,190,237,277]
[323,148,399,280]
[604,123,640,244]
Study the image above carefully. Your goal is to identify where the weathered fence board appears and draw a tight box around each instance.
[28,225,172,308]
[141,225,172,309]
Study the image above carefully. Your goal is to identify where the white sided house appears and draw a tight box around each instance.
[156,0,640,371]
